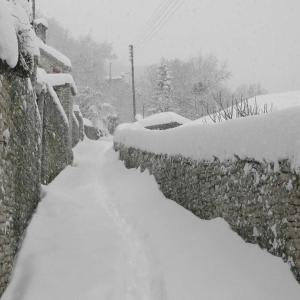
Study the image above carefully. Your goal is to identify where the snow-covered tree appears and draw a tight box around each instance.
[151,63,174,113]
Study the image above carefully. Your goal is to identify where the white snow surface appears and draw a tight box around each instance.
[250,90,300,111]
[137,112,190,127]
[73,104,80,112]
[115,107,300,172]
[83,117,93,127]
[36,37,72,68]
[36,67,47,86]
[195,90,300,125]
[0,0,19,67]
[2,139,300,300]
[46,73,77,94]
[72,111,79,128]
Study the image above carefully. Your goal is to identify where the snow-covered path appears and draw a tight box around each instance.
[2,139,300,300]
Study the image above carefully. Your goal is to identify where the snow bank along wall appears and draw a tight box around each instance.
[0,7,83,295]
[114,111,300,283]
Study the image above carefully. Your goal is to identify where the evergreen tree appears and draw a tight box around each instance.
[152,63,173,113]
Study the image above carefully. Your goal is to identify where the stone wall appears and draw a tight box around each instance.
[0,74,42,295]
[53,84,74,159]
[115,143,300,283]
[0,16,80,297]
[39,91,72,185]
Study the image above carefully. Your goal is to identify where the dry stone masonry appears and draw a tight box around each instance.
[0,11,89,296]
[115,143,300,283]
[0,73,42,295]
[39,90,72,184]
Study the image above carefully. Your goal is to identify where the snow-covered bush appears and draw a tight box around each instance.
[204,94,273,123]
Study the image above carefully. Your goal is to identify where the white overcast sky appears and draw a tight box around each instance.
[38,0,300,92]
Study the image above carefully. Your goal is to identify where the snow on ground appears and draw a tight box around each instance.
[249,90,300,111]
[136,112,190,128]
[115,106,300,172]
[2,139,300,300]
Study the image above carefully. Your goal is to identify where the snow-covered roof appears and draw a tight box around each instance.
[73,105,80,112]
[34,18,49,29]
[36,37,72,69]
[46,73,77,95]
[37,68,77,95]
[83,118,93,127]
[115,106,300,172]
[137,112,190,128]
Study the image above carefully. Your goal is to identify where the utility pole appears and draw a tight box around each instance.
[129,45,136,121]
[32,0,36,21]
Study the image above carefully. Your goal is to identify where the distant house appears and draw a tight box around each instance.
[105,72,130,84]
[34,20,72,74]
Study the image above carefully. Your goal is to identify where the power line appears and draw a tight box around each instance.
[135,0,174,45]
[138,0,184,48]
[136,0,185,50]
[136,0,180,48]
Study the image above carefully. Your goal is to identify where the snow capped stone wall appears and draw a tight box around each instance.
[0,73,42,295]
[115,143,300,284]
[37,89,73,185]
[0,14,82,296]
